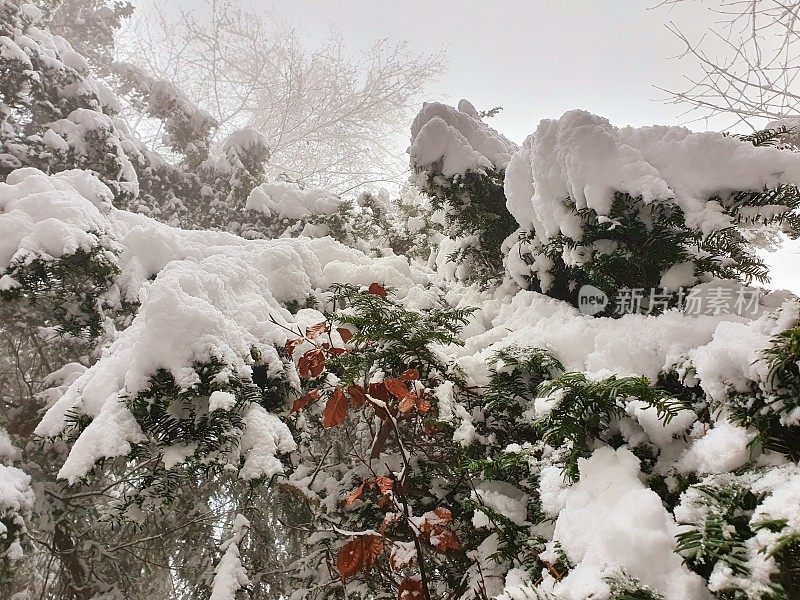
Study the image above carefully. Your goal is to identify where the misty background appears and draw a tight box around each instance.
[122,0,800,292]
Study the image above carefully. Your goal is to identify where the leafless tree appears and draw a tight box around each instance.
[117,0,445,193]
[657,0,800,130]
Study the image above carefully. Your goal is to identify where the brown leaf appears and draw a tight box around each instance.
[291,389,320,413]
[368,282,387,297]
[322,388,348,428]
[400,368,420,381]
[416,397,431,415]
[383,377,409,400]
[433,507,453,523]
[284,337,305,355]
[337,327,354,343]
[343,482,365,507]
[398,394,416,414]
[327,347,347,357]
[336,535,384,580]
[431,526,461,553]
[306,321,329,339]
[397,577,424,600]
[347,385,367,409]
[419,507,452,535]
[374,476,393,494]
[368,382,390,403]
[298,348,325,379]
[361,535,384,566]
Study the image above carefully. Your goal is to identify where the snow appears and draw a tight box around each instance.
[451,289,789,387]
[543,447,709,600]
[471,481,529,526]
[238,404,296,480]
[409,102,517,177]
[689,299,799,403]
[222,127,269,155]
[0,169,110,270]
[504,109,800,245]
[0,464,34,540]
[208,391,237,412]
[660,261,697,290]
[17,168,436,482]
[246,181,343,220]
[677,419,754,474]
[210,514,250,600]
[53,396,146,484]
[6,88,800,598]
[626,400,696,449]
[538,464,569,519]
[0,429,19,462]
[0,35,31,66]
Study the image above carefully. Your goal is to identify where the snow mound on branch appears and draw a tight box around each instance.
[0,463,35,561]
[689,299,800,403]
[210,514,250,600]
[30,189,437,481]
[677,419,754,475]
[409,101,517,177]
[245,181,343,220]
[222,127,269,156]
[0,168,112,270]
[239,404,297,480]
[453,289,790,385]
[542,447,708,600]
[0,465,33,517]
[112,61,218,134]
[504,110,800,240]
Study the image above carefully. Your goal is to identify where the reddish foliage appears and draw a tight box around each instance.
[433,507,452,523]
[383,377,410,400]
[374,476,394,494]
[368,282,387,297]
[430,527,461,553]
[347,385,367,408]
[336,535,384,579]
[368,382,390,403]
[344,482,365,507]
[419,507,460,553]
[306,321,329,339]
[398,395,416,414]
[397,577,424,600]
[344,476,393,507]
[291,389,320,413]
[400,368,420,381]
[284,337,305,355]
[323,388,348,428]
[298,348,325,378]
[337,327,354,343]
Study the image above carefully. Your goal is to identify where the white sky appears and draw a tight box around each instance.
[146,0,800,293]
[268,0,717,140]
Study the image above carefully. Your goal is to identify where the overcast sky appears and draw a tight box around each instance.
[141,0,800,293]
[267,0,722,140]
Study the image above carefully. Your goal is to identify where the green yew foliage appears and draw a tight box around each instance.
[515,191,776,313]
[509,129,800,314]
[0,240,120,338]
[535,373,687,481]
[422,169,518,285]
[729,324,800,459]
